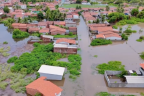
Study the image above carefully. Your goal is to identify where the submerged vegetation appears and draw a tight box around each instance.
[96,61,125,74]
[95,92,135,96]
[136,36,144,42]
[7,43,82,78]
[13,29,29,39]
[0,46,10,57]
[91,39,112,46]
[0,64,34,93]
[140,52,144,60]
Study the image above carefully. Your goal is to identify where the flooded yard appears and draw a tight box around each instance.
[0,16,144,96]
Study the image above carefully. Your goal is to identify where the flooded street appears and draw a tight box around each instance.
[61,17,144,96]
[0,16,144,96]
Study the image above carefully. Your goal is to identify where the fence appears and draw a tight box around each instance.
[105,71,144,88]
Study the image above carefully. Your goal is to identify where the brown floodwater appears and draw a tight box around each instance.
[0,17,144,96]
[60,17,144,96]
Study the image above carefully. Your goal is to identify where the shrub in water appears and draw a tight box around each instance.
[91,39,112,46]
[7,56,18,63]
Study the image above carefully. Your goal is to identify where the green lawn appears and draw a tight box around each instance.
[54,35,77,38]
[61,4,110,8]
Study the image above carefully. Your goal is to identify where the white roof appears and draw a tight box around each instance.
[129,70,133,73]
[42,35,53,39]
[73,15,79,19]
[38,65,65,76]
[125,76,144,83]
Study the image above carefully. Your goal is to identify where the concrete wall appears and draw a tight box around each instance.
[39,73,63,80]
[105,71,144,88]
[105,37,122,40]
[54,47,77,54]
[66,23,77,27]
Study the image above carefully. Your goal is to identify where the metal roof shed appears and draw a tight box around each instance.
[38,65,65,80]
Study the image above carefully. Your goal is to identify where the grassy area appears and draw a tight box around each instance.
[96,61,125,74]
[0,64,34,93]
[61,4,108,8]
[94,55,98,58]
[136,36,144,42]
[54,35,77,38]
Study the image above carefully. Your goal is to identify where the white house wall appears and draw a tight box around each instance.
[105,37,122,40]
[39,73,63,80]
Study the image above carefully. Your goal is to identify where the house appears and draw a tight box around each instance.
[38,65,65,80]
[65,15,73,21]
[81,1,91,5]
[18,24,27,31]
[12,23,20,29]
[54,38,77,54]
[65,21,77,27]
[28,27,39,33]
[39,28,49,34]
[20,4,27,9]
[26,77,62,96]
[69,27,77,34]
[38,22,47,28]
[54,21,66,26]
[49,25,66,35]
[41,35,53,42]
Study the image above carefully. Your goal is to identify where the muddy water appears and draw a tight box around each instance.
[61,17,144,96]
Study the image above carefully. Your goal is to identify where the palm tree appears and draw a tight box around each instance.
[106,6,110,11]
[35,6,40,11]
[45,10,51,20]
[18,17,22,23]
[23,18,28,24]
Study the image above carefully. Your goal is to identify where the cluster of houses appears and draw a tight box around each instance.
[88,24,122,40]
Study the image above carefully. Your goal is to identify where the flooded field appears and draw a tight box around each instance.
[0,17,144,96]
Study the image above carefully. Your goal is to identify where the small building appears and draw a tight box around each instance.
[38,65,65,80]
[54,38,77,54]
[26,77,62,96]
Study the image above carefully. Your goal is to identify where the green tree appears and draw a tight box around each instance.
[35,6,40,11]
[96,18,99,23]
[76,0,82,3]
[18,17,22,23]
[101,15,105,22]
[131,8,139,16]
[22,18,28,24]
[55,5,59,9]
[3,6,10,13]
[45,10,51,20]
[37,12,44,21]
[106,5,110,11]
[87,0,90,2]
[137,11,144,19]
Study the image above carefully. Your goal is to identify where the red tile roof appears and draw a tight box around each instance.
[96,34,105,38]
[69,27,77,31]
[56,38,76,44]
[39,28,49,33]
[140,63,144,69]
[26,77,62,96]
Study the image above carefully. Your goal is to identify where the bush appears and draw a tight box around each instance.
[0,82,8,90]
[136,39,142,42]
[121,34,128,40]
[3,41,8,44]
[8,43,82,78]
[69,75,76,79]
[7,56,18,63]
[91,39,112,46]
[112,25,118,29]
[69,32,73,36]
[13,29,29,39]
[140,52,144,60]
[139,36,144,39]
[96,61,125,74]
